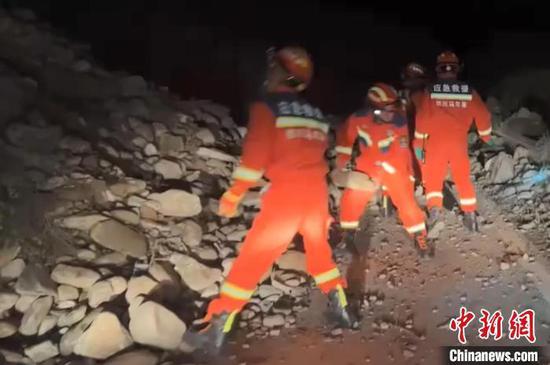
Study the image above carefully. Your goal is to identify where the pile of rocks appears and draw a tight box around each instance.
[0,8,314,364]
[470,136,550,236]
[0,247,311,364]
[465,99,550,241]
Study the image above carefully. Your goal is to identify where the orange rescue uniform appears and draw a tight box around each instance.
[414,81,492,212]
[401,88,426,181]
[206,91,345,321]
[335,109,426,236]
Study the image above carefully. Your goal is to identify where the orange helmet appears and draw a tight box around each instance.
[401,62,427,81]
[436,50,460,73]
[437,50,460,65]
[270,46,314,90]
[367,83,399,109]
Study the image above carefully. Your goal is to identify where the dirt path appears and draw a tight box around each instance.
[217,192,550,365]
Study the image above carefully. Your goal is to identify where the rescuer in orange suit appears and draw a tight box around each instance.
[335,83,429,254]
[400,62,430,123]
[379,62,430,216]
[400,62,430,183]
[185,46,355,353]
[413,51,493,232]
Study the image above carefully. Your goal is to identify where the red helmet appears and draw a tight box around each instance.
[272,46,314,90]
[436,51,460,74]
[401,62,427,81]
[437,50,459,65]
[367,83,399,109]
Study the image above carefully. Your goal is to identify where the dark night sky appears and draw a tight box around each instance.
[6,0,550,119]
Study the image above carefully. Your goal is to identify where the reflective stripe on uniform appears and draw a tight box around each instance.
[220,282,255,301]
[232,166,263,182]
[380,161,396,174]
[335,146,353,155]
[335,284,348,308]
[223,191,243,203]
[377,136,395,148]
[223,310,239,333]
[340,220,359,229]
[405,222,427,234]
[460,197,477,206]
[275,116,329,133]
[430,93,473,101]
[426,191,443,200]
[414,131,429,139]
[314,267,341,285]
[478,127,492,137]
[357,128,372,146]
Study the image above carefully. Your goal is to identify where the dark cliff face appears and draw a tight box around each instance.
[9,0,550,119]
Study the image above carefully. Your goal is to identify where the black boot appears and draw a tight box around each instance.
[181,312,236,355]
[463,211,479,232]
[327,285,359,329]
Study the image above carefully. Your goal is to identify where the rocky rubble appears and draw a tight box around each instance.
[0,7,316,364]
[468,104,550,240]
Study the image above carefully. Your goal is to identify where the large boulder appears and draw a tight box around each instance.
[157,134,185,156]
[1,258,26,280]
[489,152,515,184]
[109,209,140,225]
[37,315,58,336]
[125,276,158,304]
[129,300,186,350]
[59,214,108,231]
[171,220,203,247]
[109,178,147,198]
[51,264,101,289]
[57,285,79,302]
[15,295,38,313]
[19,296,53,336]
[57,305,87,327]
[88,277,127,308]
[90,219,148,258]
[24,340,59,364]
[195,128,216,145]
[145,189,202,217]
[73,312,133,360]
[60,308,103,356]
[154,159,184,179]
[0,321,17,338]
[170,253,222,292]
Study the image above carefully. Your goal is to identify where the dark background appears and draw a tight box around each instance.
[4,0,550,119]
